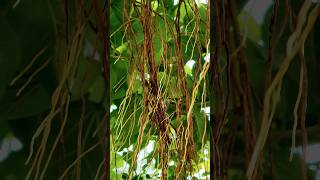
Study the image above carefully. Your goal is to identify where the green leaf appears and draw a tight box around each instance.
[0,16,21,97]
[181,36,200,61]
[238,11,261,43]
[273,145,304,180]
[132,76,143,95]
[151,1,159,11]
[194,108,208,151]
[178,2,192,23]
[0,121,10,139]
[116,42,128,55]
[88,76,105,103]
[0,85,51,121]
[153,36,163,66]
[245,39,266,96]
[70,58,102,101]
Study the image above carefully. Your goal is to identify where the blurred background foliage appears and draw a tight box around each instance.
[0,0,319,179]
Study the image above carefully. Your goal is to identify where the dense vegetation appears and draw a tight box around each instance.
[110,0,209,179]
[0,0,320,179]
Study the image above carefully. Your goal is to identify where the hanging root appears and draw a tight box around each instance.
[112,0,210,179]
[247,3,320,179]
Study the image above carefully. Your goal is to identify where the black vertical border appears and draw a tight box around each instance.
[209,0,215,179]
[92,0,110,178]
[209,0,213,178]
[105,0,110,179]
[106,0,110,178]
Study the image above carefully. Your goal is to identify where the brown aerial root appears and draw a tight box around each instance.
[125,1,173,179]
[247,2,320,179]
[113,0,209,179]
[24,1,92,178]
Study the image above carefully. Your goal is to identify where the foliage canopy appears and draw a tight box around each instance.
[0,0,320,180]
